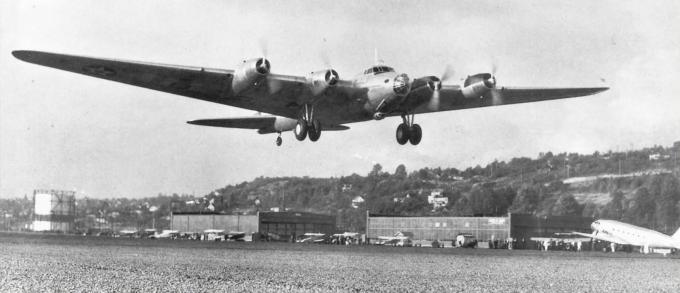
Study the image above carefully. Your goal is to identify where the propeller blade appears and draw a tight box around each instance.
[491,56,499,76]
[258,38,268,59]
[268,77,283,94]
[490,89,503,106]
[428,89,440,111]
[440,64,455,83]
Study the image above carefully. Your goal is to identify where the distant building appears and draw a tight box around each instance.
[171,211,336,241]
[649,153,661,161]
[427,189,448,209]
[367,213,593,249]
[32,189,76,233]
[341,184,353,192]
[351,196,365,208]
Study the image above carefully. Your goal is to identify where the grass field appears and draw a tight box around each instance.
[1,233,678,292]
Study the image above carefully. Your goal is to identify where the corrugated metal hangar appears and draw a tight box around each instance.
[171,211,336,240]
[367,213,593,247]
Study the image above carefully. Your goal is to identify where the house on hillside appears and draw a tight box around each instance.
[351,196,364,208]
[427,189,448,209]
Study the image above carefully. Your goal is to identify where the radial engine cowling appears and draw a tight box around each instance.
[232,58,271,94]
[461,73,496,99]
[308,69,339,92]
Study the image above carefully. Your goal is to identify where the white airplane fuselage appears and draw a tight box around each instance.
[591,219,680,251]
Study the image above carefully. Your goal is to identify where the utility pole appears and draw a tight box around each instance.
[281,189,285,212]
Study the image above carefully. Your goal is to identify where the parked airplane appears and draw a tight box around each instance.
[151,229,180,239]
[12,50,608,146]
[564,219,680,254]
[296,233,327,243]
[377,231,414,246]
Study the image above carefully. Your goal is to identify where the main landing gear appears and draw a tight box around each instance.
[293,104,322,142]
[395,113,422,145]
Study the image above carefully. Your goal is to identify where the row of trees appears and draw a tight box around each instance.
[2,144,678,233]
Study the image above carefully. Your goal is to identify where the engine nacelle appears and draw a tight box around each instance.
[308,69,339,92]
[461,73,496,99]
[232,58,271,94]
[392,73,411,96]
[273,117,297,132]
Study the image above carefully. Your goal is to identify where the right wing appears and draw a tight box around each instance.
[13,50,368,123]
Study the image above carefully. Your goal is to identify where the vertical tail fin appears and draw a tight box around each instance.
[672,227,680,240]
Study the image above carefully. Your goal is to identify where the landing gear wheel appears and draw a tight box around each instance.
[396,123,410,145]
[294,119,307,141]
[308,119,322,142]
[409,124,422,145]
[276,136,283,146]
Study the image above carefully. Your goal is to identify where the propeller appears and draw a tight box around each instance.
[311,49,339,95]
[258,39,283,94]
[488,59,503,106]
[427,65,455,111]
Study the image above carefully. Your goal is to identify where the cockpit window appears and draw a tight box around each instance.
[365,66,394,75]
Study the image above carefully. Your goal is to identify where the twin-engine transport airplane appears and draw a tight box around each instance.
[12,50,608,146]
[565,219,680,254]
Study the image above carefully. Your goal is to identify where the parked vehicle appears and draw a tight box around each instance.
[456,234,478,248]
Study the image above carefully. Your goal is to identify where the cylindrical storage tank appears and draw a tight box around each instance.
[33,190,76,232]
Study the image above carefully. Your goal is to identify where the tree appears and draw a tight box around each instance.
[601,191,624,220]
[369,164,384,177]
[394,164,407,180]
[509,185,540,214]
[655,176,680,232]
[469,185,494,216]
[622,187,655,227]
[551,194,581,216]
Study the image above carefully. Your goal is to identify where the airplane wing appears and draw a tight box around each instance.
[560,231,631,245]
[12,50,367,121]
[187,116,349,134]
[402,78,608,115]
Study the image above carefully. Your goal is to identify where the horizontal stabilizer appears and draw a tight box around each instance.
[188,116,349,134]
[188,116,275,129]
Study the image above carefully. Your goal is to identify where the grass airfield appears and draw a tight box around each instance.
[1,233,678,292]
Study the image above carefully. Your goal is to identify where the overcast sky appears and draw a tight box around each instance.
[1,0,678,199]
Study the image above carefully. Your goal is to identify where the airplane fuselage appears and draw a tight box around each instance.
[592,220,680,250]
[352,65,411,118]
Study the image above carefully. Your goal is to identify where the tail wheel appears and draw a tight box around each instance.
[396,123,410,145]
[409,124,422,145]
[294,119,307,141]
[308,119,322,142]
[276,136,283,146]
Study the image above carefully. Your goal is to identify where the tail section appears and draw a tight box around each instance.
[673,227,680,240]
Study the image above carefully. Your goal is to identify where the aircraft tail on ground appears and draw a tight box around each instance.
[672,227,680,240]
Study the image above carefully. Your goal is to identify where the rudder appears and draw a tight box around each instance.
[673,227,680,240]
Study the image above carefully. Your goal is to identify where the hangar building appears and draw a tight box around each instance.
[171,211,336,240]
[367,213,593,248]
